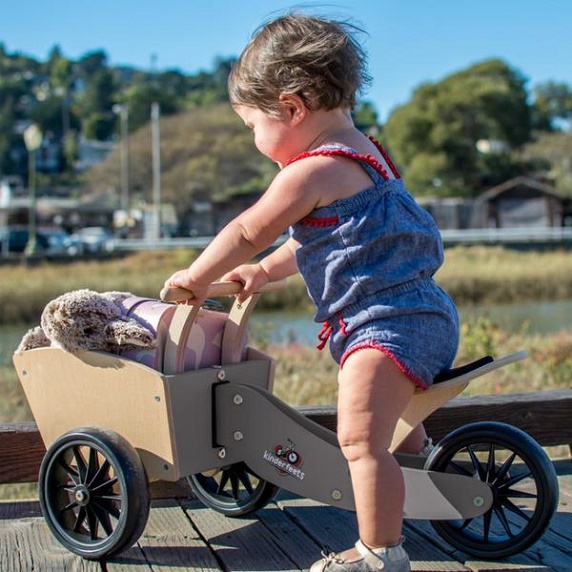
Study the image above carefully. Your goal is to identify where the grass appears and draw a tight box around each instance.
[437,245,572,305]
[3,245,572,324]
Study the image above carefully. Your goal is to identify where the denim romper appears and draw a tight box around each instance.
[288,141,459,389]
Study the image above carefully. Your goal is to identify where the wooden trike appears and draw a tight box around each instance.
[13,281,559,561]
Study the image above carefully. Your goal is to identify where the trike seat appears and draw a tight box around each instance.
[433,355,494,383]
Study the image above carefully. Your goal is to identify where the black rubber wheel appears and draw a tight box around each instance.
[38,427,150,560]
[425,421,559,559]
[187,462,280,517]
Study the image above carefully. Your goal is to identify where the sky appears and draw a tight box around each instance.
[2,0,571,121]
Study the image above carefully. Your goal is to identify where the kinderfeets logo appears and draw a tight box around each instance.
[262,439,305,480]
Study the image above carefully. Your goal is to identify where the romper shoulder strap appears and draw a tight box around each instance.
[285,137,401,181]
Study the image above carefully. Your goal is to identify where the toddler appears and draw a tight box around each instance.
[164,12,459,572]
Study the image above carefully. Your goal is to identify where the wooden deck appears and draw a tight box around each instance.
[0,457,570,572]
[1,390,571,571]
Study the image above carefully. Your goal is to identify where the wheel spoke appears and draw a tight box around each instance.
[72,446,88,483]
[485,444,496,482]
[93,497,122,520]
[235,466,255,494]
[495,452,517,483]
[86,506,99,540]
[72,506,87,533]
[482,506,493,542]
[90,501,115,536]
[58,458,80,485]
[493,505,515,537]
[60,499,78,514]
[500,497,533,522]
[501,488,537,500]
[467,445,486,480]
[88,459,110,489]
[502,470,533,489]
[229,471,240,500]
[86,448,100,486]
[217,471,230,495]
[448,459,473,477]
[91,475,118,494]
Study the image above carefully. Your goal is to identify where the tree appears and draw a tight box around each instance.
[120,84,179,133]
[79,68,116,140]
[520,131,572,194]
[532,81,572,131]
[382,59,532,197]
[353,100,380,134]
[76,50,108,79]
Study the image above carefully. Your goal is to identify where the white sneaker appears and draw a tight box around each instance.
[309,537,411,571]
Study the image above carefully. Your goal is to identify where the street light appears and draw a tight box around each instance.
[23,123,43,256]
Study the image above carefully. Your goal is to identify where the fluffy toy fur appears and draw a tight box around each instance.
[16,289,156,354]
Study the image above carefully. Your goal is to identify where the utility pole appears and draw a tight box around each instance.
[112,104,129,212]
[151,102,162,240]
[23,124,43,257]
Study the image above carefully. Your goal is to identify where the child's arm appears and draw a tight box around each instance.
[222,237,300,302]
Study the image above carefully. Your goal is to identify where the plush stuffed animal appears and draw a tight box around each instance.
[16,289,156,354]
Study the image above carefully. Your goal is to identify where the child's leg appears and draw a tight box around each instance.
[337,348,416,550]
[396,424,430,454]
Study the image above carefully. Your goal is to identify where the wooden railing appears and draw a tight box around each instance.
[1,389,570,496]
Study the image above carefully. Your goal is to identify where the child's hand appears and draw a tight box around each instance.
[221,263,269,303]
[163,269,210,305]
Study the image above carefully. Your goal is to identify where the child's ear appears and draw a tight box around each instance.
[279,94,306,125]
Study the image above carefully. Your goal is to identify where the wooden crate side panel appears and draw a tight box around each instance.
[13,348,177,480]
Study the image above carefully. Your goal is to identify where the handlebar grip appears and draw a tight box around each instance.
[159,279,287,302]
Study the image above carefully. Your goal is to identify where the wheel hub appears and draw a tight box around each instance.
[73,485,90,506]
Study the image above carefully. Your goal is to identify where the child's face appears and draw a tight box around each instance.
[234,104,297,168]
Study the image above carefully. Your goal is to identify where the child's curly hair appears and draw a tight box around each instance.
[229,12,371,118]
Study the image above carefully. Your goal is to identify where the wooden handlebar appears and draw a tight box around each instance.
[159,279,287,303]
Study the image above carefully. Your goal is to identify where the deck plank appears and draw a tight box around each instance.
[182,497,306,571]
[0,513,102,571]
[0,459,569,572]
[108,499,220,572]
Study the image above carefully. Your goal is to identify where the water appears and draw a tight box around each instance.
[251,299,572,346]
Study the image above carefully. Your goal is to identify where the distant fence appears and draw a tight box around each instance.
[113,227,572,252]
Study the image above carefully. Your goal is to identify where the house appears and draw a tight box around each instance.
[473,177,566,228]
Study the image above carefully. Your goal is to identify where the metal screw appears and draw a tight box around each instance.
[473,496,485,507]
[218,448,226,459]
[154,395,161,402]
[233,394,243,405]
[331,490,342,501]
[233,431,244,441]
[217,370,226,381]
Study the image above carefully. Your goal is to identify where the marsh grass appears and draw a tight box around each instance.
[2,246,572,324]
[437,246,572,304]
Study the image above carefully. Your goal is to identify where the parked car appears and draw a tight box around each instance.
[0,227,49,254]
[73,226,115,253]
[39,227,84,257]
